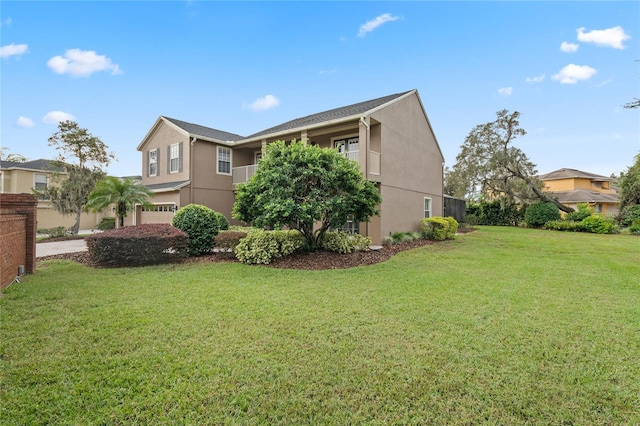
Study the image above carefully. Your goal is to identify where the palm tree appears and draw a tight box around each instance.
[86,176,153,228]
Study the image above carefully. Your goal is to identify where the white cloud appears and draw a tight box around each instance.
[42,111,76,124]
[1,43,28,59]
[560,41,579,53]
[47,48,122,77]
[0,17,12,26]
[498,87,513,96]
[552,64,597,84]
[247,95,280,111]
[526,74,545,83]
[318,69,336,75]
[16,116,35,128]
[576,26,630,49]
[358,13,400,38]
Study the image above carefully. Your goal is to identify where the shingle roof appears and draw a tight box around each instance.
[0,159,62,172]
[549,189,619,204]
[162,116,244,142]
[539,168,615,182]
[244,90,413,140]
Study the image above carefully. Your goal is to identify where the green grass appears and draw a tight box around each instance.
[2,227,639,424]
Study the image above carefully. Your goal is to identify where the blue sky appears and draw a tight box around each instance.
[2,1,639,178]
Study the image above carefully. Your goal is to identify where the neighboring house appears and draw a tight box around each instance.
[135,89,445,245]
[0,159,112,230]
[539,168,619,216]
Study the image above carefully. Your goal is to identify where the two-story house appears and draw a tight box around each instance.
[135,89,445,245]
[539,168,619,217]
[0,159,112,230]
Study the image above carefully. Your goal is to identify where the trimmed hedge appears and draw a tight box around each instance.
[214,230,247,252]
[234,230,305,264]
[86,224,188,267]
[321,231,371,254]
[172,204,220,256]
[524,202,561,228]
[420,216,458,241]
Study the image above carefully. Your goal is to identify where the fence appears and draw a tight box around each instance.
[444,195,466,224]
[0,194,38,290]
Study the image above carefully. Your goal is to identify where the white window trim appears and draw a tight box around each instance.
[331,133,359,150]
[169,143,180,174]
[254,150,263,164]
[34,173,48,188]
[148,149,158,177]
[217,146,232,175]
[424,197,432,218]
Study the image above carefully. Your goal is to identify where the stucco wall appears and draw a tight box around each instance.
[140,121,190,185]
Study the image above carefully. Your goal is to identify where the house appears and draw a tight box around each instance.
[0,159,112,230]
[539,168,619,216]
[135,89,445,245]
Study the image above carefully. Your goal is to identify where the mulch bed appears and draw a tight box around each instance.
[38,228,475,270]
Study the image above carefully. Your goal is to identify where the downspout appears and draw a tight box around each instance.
[190,136,196,205]
[360,116,371,237]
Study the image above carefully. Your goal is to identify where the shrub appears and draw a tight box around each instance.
[214,230,247,252]
[524,202,561,228]
[467,201,524,226]
[617,204,640,228]
[214,212,230,231]
[234,230,305,264]
[37,226,70,238]
[444,216,459,236]
[86,224,188,267]
[543,220,584,232]
[580,215,617,234]
[96,217,116,230]
[172,204,220,256]
[629,218,640,235]
[421,217,450,241]
[321,231,371,254]
[564,203,592,222]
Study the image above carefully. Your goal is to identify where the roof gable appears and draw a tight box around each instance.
[242,90,413,141]
[0,159,61,172]
[162,116,244,142]
[539,168,615,182]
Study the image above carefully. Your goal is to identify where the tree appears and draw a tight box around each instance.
[232,140,381,249]
[445,109,573,213]
[86,176,154,228]
[0,147,27,163]
[618,152,640,211]
[34,121,114,235]
[624,98,640,109]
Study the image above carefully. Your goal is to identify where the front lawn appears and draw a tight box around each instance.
[1,227,639,424]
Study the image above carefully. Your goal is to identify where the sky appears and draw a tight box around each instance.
[1,1,639,179]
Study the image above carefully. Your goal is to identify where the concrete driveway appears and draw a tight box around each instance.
[36,239,88,258]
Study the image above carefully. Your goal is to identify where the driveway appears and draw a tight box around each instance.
[36,239,88,258]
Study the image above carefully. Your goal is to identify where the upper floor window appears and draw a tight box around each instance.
[218,146,232,175]
[169,143,181,173]
[35,173,49,200]
[333,136,359,162]
[148,149,158,176]
[424,197,432,218]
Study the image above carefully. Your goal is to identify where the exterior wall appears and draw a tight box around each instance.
[0,194,38,289]
[140,121,190,186]
[35,203,108,230]
[369,93,444,239]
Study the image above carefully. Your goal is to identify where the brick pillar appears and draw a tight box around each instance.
[0,193,38,275]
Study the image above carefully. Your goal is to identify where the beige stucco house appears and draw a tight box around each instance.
[0,159,112,230]
[539,168,619,217]
[135,90,445,245]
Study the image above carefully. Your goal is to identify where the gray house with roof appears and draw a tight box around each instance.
[135,89,444,244]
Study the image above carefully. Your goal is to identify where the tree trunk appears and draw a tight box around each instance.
[527,182,574,213]
[71,210,81,236]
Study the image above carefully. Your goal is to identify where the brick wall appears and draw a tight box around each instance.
[1,193,38,290]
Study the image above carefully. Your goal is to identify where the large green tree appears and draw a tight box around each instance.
[618,152,640,210]
[34,121,114,235]
[86,176,154,228]
[233,140,381,249]
[445,110,573,213]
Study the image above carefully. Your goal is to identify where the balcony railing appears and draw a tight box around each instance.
[232,150,381,185]
[232,164,258,185]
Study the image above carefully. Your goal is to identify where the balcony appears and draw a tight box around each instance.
[232,150,381,185]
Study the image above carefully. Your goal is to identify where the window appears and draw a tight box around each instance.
[333,136,359,162]
[34,174,49,200]
[169,143,180,173]
[424,197,432,218]
[341,217,360,235]
[217,146,232,175]
[594,203,603,213]
[255,151,263,163]
[148,149,158,176]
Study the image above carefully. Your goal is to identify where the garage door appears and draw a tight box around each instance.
[140,204,176,224]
